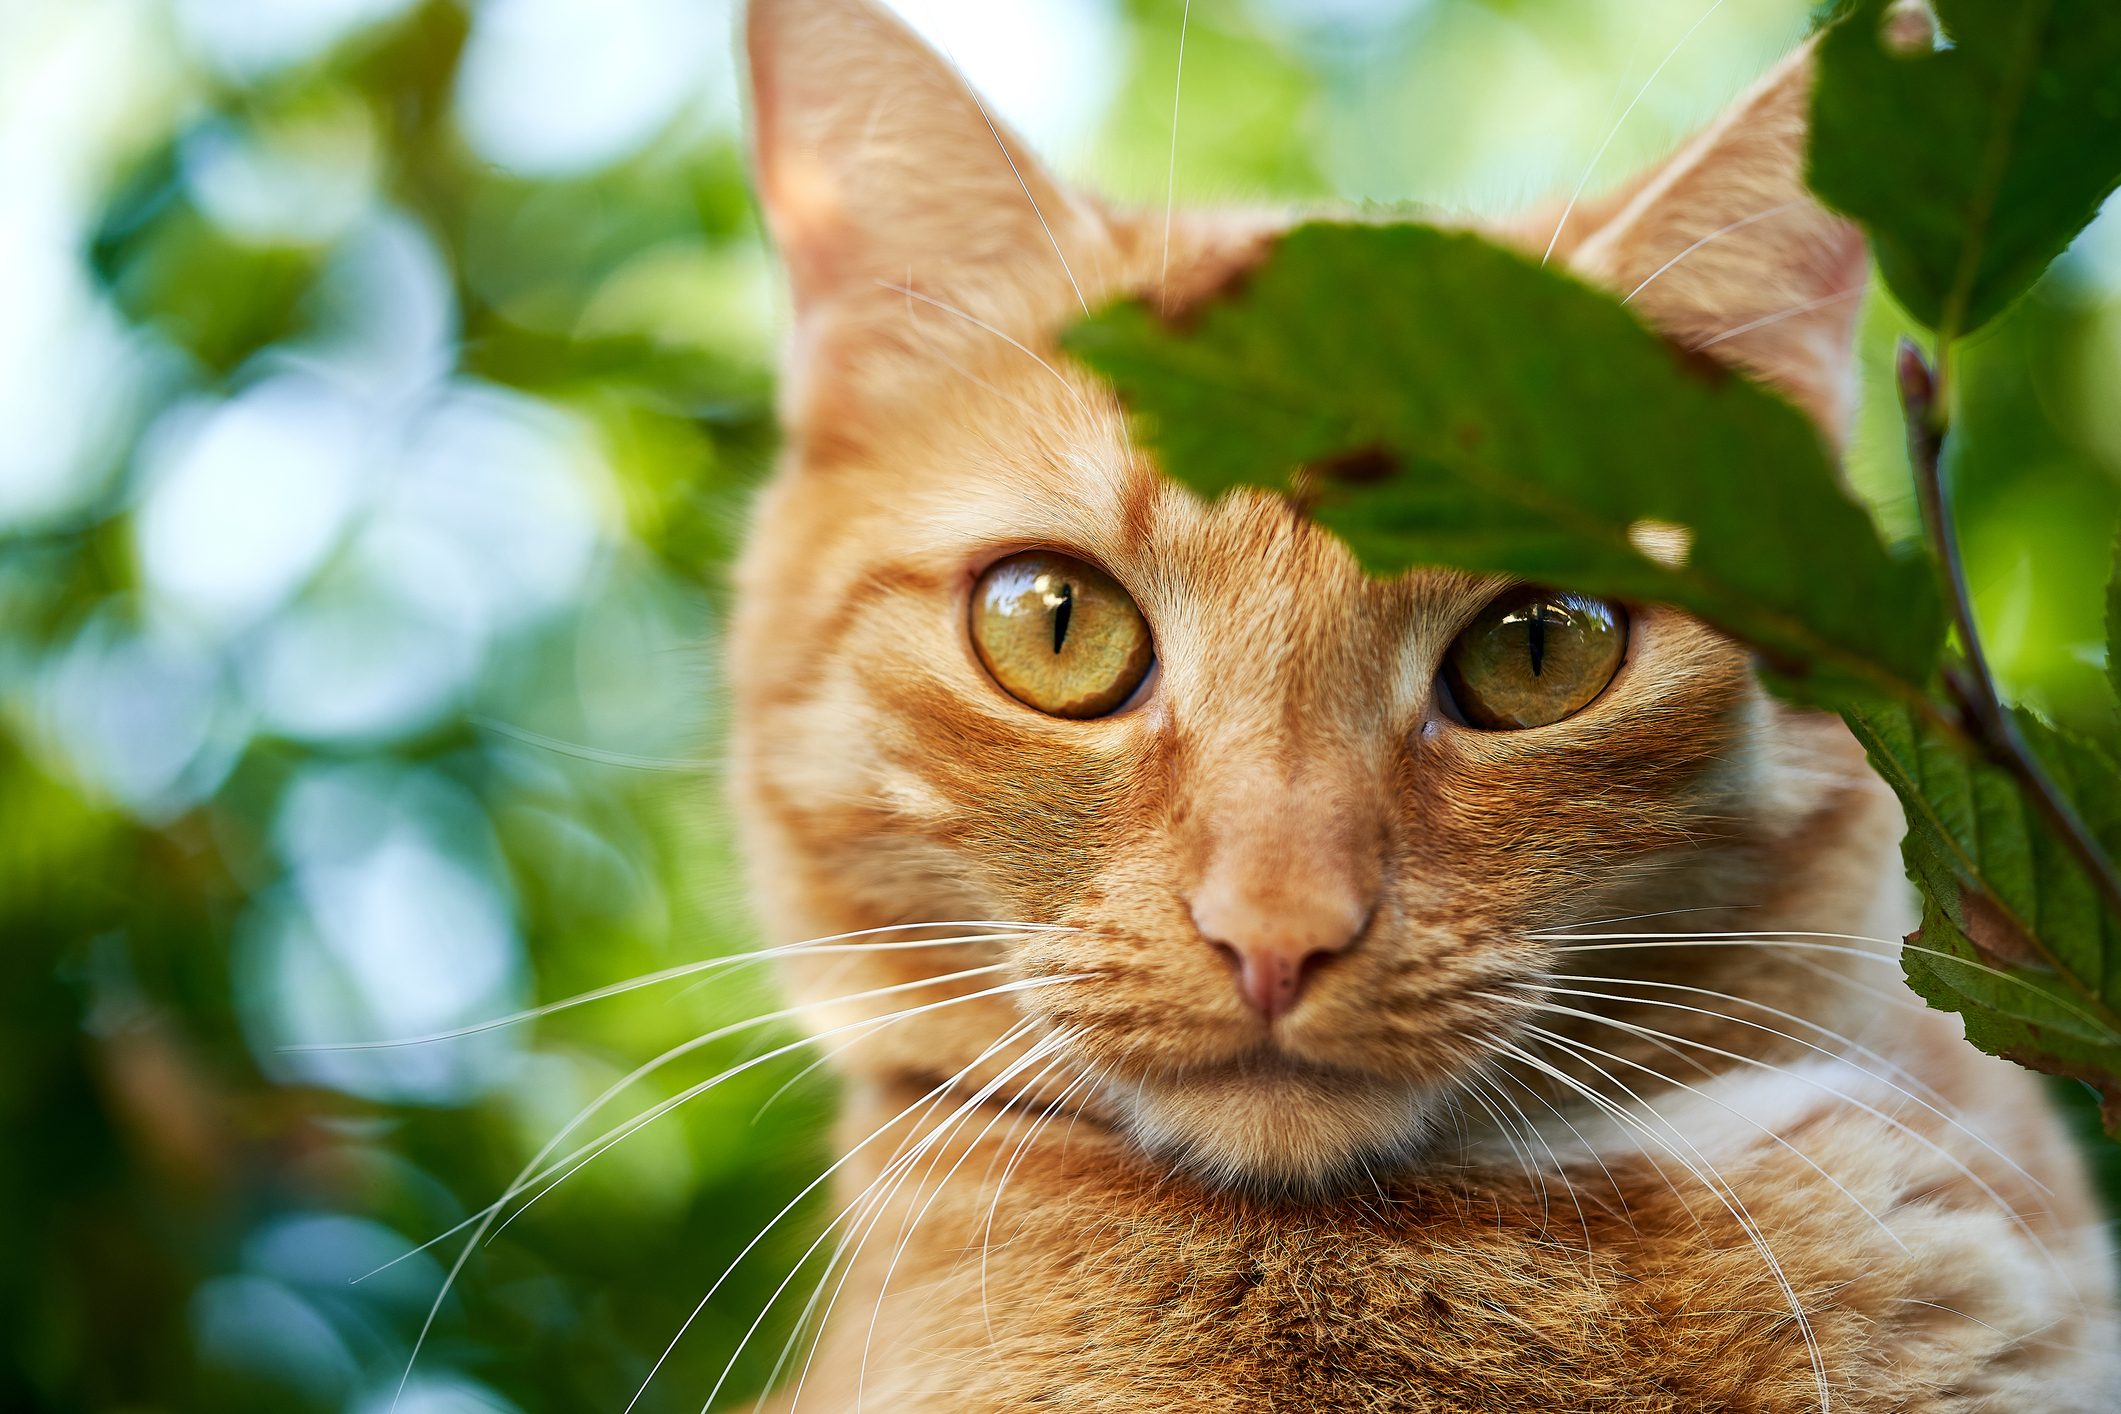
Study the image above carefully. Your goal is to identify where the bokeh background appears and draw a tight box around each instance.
[4,0,2118,1409]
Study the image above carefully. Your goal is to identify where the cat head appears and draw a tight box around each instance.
[731,0,1897,1192]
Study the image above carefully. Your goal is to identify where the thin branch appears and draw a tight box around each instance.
[1896,337,2121,925]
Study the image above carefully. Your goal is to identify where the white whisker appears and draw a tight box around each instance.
[1538,933,2116,1035]
[356,963,1026,1285]
[781,1033,1068,1413]
[893,268,1103,423]
[749,1025,872,1128]
[1158,0,1193,313]
[979,1062,1099,1341]
[1621,201,1802,304]
[1505,1014,1907,1255]
[1694,286,1864,349]
[1546,903,1758,932]
[1526,974,2051,1196]
[1485,1061,1642,1233]
[1460,1075,1545,1226]
[1542,0,1731,265]
[855,1036,1079,1407]
[1508,997,2068,1281]
[717,1020,1052,1412]
[1492,1036,1832,1411]
[384,971,1087,1410]
[294,922,1057,1051]
[1535,927,1898,946]
[654,1018,1048,1412]
[469,715,719,774]
[492,974,1085,1243]
[875,280,1090,408]
[1780,949,1932,1016]
[1470,1065,1595,1262]
[935,41,1090,315]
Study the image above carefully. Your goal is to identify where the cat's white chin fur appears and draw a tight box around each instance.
[1113,1063,1444,1195]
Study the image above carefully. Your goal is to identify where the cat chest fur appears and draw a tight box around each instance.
[763,1092,2027,1414]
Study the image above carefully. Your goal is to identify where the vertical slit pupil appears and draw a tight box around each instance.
[1052,581,1074,654]
[1527,598,1548,676]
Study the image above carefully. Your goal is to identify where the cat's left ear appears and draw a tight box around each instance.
[1564,44,1868,441]
[744,0,1108,326]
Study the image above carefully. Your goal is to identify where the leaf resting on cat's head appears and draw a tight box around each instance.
[1065,221,1944,709]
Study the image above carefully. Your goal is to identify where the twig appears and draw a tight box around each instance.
[1896,337,2121,925]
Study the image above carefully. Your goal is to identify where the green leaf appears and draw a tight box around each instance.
[1846,698,2121,1128]
[1065,222,1945,704]
[1903,893,2121,1130]
[1809,0,2121,338]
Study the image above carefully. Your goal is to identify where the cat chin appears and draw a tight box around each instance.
[1113,1063,1443,1198]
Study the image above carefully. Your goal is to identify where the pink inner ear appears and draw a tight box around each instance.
[755,149,850,310]
[744,0,1109,326]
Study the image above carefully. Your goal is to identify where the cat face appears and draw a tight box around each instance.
[732,0,1892,1190]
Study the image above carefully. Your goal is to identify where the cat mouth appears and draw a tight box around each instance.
[1109,1055,1449,1195]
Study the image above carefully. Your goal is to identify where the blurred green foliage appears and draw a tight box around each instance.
[3,1,2117,1411]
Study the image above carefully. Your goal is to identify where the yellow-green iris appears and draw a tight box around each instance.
[970,551,1153,719]
[1443,588,1627,730]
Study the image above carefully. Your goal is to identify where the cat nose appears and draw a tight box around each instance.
[1190,884,1369,1023]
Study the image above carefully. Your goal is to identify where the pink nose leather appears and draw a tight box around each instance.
[1190,882,1368,1023]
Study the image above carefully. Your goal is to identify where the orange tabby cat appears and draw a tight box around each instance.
[726,0,2119,1408]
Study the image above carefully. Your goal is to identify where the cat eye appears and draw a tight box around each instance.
[970,550,1153,719]
[1442,588,1628,731]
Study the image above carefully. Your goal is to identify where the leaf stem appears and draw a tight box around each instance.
[1896,337,2121,925]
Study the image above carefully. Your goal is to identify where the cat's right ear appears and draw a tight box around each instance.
[744,0,1106,326]
[1562,44,1868,441]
